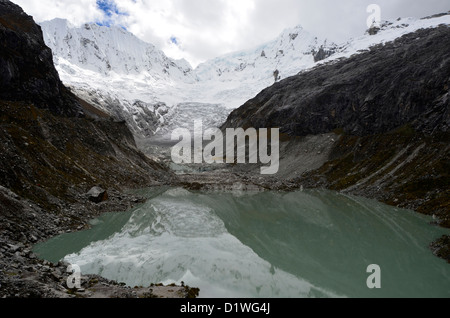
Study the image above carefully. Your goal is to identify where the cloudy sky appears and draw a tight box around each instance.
[11,0,449,67]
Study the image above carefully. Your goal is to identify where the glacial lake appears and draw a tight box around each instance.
[33,187,450,298]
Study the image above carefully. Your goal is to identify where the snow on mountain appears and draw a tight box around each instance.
[39,13,450,139]
[41,18,196,81]
[193,13,450,109]
[192,25,336,109]
[322,14,450,63]
[196,25,334,82]
[40,18,198,137]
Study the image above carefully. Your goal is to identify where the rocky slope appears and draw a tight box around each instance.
[223,25,450,261]
[224,26,449,136]
[0,0,198,298]
[0,1,82,117]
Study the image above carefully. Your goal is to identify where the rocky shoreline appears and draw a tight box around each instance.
[0,184,200,298]
[1,160,448,299]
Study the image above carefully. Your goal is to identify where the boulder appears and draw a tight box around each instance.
[87,186,108,203]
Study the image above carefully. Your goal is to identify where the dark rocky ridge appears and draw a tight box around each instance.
[0,100,174,211]
[223,25,450,262]
[0,0,82,117]
[224,26,450,137]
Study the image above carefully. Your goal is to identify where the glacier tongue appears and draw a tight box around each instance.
[39,14,450,141]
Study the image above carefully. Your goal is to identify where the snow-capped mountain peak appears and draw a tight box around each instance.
[195,24,336,83]
[41,18,196,82]
[39,12,450,139]
[323,14,450,64]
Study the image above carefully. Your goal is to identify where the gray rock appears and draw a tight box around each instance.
[313,46,336,62]
[8,244,21,253]
[87,187,108,203]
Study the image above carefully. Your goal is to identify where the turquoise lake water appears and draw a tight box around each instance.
[33,187,450,298]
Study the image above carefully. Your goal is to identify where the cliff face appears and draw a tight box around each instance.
[0,0,82,116]
[224,26,450,137]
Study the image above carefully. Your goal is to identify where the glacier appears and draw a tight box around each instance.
[40,13,450,140]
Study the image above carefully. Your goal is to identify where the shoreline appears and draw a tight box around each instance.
[1,171,448,299]
[0,185,199,298]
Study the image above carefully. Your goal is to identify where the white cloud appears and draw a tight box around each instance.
[12,0,104,26]
[112,0,257,67]
[10,0,450,68]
